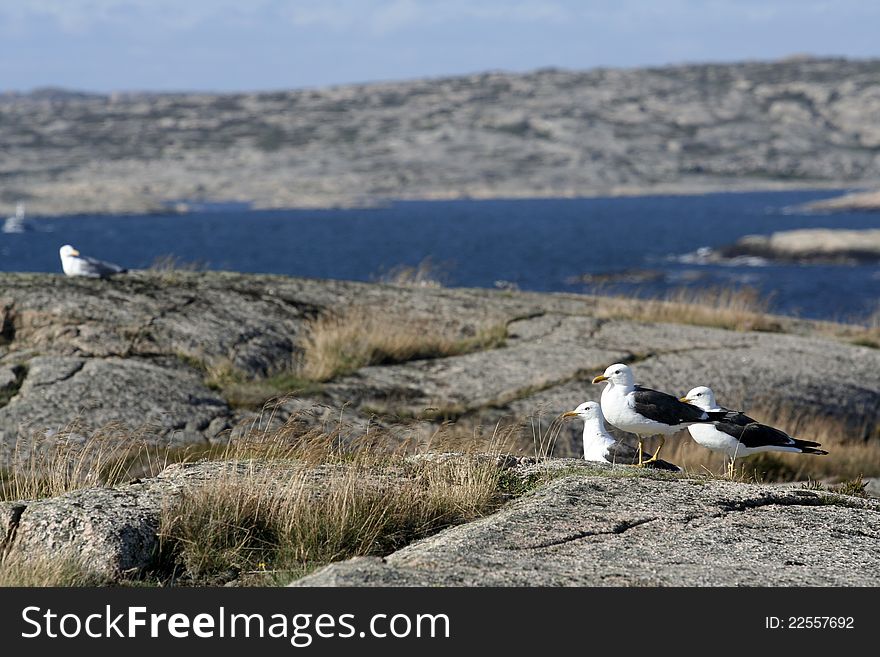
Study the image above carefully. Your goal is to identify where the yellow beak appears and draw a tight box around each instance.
[679,396,692,403]
[591,375,608,384]
[562,411,579,418]
[70,249,80,256]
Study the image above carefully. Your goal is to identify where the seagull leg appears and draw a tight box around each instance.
[636,440,645,467]
[642,436,666,465]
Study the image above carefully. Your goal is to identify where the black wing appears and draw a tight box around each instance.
[713,418,794,449]
[83,255,127,277]
[632,385,709,425]
[715,409,758,428]
[712,410,826,453]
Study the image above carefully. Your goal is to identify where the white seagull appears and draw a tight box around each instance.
[592,363,723,465]
[562,401,680,471]
[59,245,127,279]
[680,386,828,464]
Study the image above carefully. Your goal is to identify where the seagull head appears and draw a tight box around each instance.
[59,245,80,259]
[592,363,634,387]
[562,401,603,421]
[679,386,718,410]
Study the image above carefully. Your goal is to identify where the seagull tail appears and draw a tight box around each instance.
[791,438,828,454]
[791,438,828,455]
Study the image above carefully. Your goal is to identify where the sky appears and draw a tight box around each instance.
[1,0,879,93]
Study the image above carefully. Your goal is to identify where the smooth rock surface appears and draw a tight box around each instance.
[293,461,880,586]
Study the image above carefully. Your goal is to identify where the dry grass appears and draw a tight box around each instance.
[593,286,781,332]
[847,306,880,348]
[0,414,511,585]
[203,360,323,409]
[0,553,111,587]
[299,307,507,382]
[378,257,447,288]
[158,421,507,583]
[186,306,507,410]
[589,284,880,348]
[0,423,158,501]
[149,254,208,272]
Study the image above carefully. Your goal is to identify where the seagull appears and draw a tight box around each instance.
[59,245,127,279]
[592,363,723,465]
[679,386,828,465]
[563,401,680,471]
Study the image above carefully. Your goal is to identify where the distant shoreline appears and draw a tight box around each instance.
[9,181,873,219]
[5,58,880,218]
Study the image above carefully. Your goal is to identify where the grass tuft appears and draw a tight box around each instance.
[377,257,447,288]
[203,360,323,409]
[299,307,507,382]
[594,286,781,332]
[0,423,159,501]
[158,423,507,584]
[0,552,111,587]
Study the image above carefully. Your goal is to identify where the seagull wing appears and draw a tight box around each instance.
[712,415,795,449]
[715,409,757,428]
[632,385,710,425]
[80,255,127,278]
[711,409,826,453]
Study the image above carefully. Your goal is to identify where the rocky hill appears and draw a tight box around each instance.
[2,271,879,463]
[4,57,880,216]
[3,457,878,586]
[2,272,880,586]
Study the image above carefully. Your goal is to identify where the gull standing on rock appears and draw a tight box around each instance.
[592,363,723,465]
[680,386,828,468]
[59,245,127,279]
[563,401,680,471]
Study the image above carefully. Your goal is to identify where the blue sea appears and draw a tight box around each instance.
[2,189,879,321]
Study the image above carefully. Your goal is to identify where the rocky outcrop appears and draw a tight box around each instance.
[802,189,880,212]
[1,272,879,461]
[3,58,880,216]
[0,460,294,578]
[293,460,880,587]
[3,457,877,585]
[718,229,880,263]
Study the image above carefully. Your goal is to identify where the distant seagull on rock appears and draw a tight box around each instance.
[59,244,127,278]
[592,363,724,465]
[679,386,828,465]
[563,401,680,471]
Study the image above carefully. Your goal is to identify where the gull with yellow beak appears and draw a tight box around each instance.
[562,401,680,470]
[592,363,723,465]
[680,386,828,469]
[59,244,127,278]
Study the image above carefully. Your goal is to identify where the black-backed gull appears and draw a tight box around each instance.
[592,363,723,465]
[679,386,828,462]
